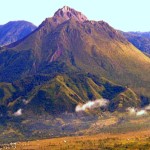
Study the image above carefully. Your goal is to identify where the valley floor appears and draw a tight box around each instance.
[1,130,150,150]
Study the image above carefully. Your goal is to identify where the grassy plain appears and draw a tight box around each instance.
[1,130,150,150]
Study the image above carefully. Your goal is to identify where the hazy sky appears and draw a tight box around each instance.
[1,0,150,31]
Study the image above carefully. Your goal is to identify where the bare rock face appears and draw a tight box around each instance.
[39,6,88,31]
[54,6,88,22]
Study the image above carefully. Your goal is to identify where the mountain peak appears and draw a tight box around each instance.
[54,6,88,22]
[62,6,71,12]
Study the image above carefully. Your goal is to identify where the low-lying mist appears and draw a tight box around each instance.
[75,99,109,112]
[127,104,150,116]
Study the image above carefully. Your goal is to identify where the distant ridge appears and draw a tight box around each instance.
[122,31,150,55]
[0,21,37,46]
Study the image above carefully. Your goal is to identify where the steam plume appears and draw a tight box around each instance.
[75,99,109,112]
[13,109,22,116]
[127,107,136,115]
[22,99,29,105]
[145,105,150,110]
[127,107,148,116]
[136,110,147,116]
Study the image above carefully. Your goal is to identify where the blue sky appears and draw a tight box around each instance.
[0,0,150,31]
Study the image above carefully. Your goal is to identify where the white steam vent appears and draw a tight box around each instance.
[136,110,147,116]
[13,109,23,116]
[75,99,109,112]
[127,107,148,116]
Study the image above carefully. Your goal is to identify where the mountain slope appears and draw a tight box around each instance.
[0,73,140,116]
[0,21,36,46]
[122,32,150,55]
[0,6,150,114]
[2,10,150,88]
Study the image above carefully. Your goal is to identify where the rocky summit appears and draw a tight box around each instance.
[54,6,87,22]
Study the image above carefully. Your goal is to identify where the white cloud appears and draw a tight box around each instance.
[75,99,109,112]
[13,109,22,116]
[136,110,147,116]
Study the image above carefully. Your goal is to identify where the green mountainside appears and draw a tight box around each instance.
[0,73,140,117]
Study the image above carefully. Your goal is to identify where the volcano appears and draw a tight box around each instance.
[0,6,150,115]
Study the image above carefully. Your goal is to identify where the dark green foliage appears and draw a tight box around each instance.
[0,105,7,116]
[0,50,34,82]
[141,95,150,107]
[0,89,4,99]
[101,82,125,99]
